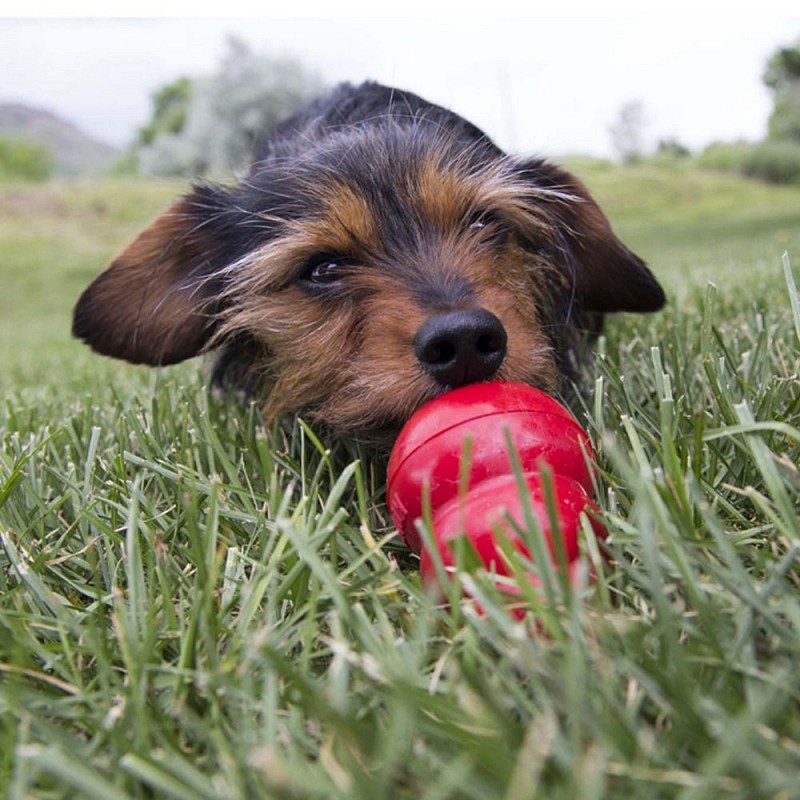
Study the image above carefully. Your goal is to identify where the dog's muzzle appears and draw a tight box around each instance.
[413,309,507,388]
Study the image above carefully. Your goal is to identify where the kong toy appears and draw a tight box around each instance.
[386,381,607,604]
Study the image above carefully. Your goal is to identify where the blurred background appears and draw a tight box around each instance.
[2,13,800,180]
[1,10,800,391]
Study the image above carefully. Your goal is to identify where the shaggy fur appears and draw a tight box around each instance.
[73,81,665,442]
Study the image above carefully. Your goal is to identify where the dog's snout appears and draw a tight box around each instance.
[414,309,507,388]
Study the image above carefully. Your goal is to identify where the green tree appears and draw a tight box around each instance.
[134,36,325,177]
[656,137,691,158]
[0,135,53,182]
[136,77,192,146]
[764,38,800,142]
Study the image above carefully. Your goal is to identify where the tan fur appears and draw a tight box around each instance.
[216,159,563,432]
[75,199,216,364]
[73,84,664,442]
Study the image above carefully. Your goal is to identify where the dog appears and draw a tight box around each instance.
[73,81,665,443]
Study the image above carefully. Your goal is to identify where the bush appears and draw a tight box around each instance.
[695,140,753,172]
[656,137,691,159]
[740,140,800,184]
[0,136,53,182]
[696,139,800,185]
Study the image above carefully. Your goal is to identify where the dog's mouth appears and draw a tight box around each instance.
[310,376,511,452]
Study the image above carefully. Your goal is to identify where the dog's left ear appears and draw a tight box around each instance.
[519,159,666,314]
[73,185,244,366]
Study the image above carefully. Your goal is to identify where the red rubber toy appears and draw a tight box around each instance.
[386,381,607,604]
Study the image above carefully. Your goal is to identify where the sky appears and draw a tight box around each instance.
[2,4,799,160]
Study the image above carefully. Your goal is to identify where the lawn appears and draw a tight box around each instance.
[1,164,799,799]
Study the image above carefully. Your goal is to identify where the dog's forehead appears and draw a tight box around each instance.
[239,124,556,287]
[290,127,516,244]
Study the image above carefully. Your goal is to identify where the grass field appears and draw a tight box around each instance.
[1,164,799,799]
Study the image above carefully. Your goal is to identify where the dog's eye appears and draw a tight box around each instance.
[466,210,508,245]
[299,254,351,287]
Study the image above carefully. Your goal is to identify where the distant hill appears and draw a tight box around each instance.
[0,103,119,176]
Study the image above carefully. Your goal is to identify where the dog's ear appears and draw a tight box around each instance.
[73,186,241,366]
[519,159,665,314]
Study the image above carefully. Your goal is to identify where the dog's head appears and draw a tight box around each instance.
[74,99,664,437]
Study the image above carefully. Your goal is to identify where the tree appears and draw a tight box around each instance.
[656,137,691,159]
[609,101,646,165]
[136,77,192,147]
[135,36,325,177]
[764,39,800,142]
[0,135,53,182]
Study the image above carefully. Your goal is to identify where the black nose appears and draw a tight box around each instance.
[414,309,507,388]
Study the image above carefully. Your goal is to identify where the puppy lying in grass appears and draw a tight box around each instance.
[73,81,664,442]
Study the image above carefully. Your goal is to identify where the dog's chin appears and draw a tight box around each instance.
[307,409,419,453]
[303,378,501,453]
[339,424,405,453]
[295,377,444,448]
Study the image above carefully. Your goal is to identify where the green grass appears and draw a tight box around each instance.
[1,166,800,799]
[0,177,180,383]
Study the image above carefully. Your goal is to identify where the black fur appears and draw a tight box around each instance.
[210,82,663,390]
[73,81,665,433]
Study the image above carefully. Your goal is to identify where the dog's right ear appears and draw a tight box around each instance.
[516,159,666,315]
[73,186,242,366]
